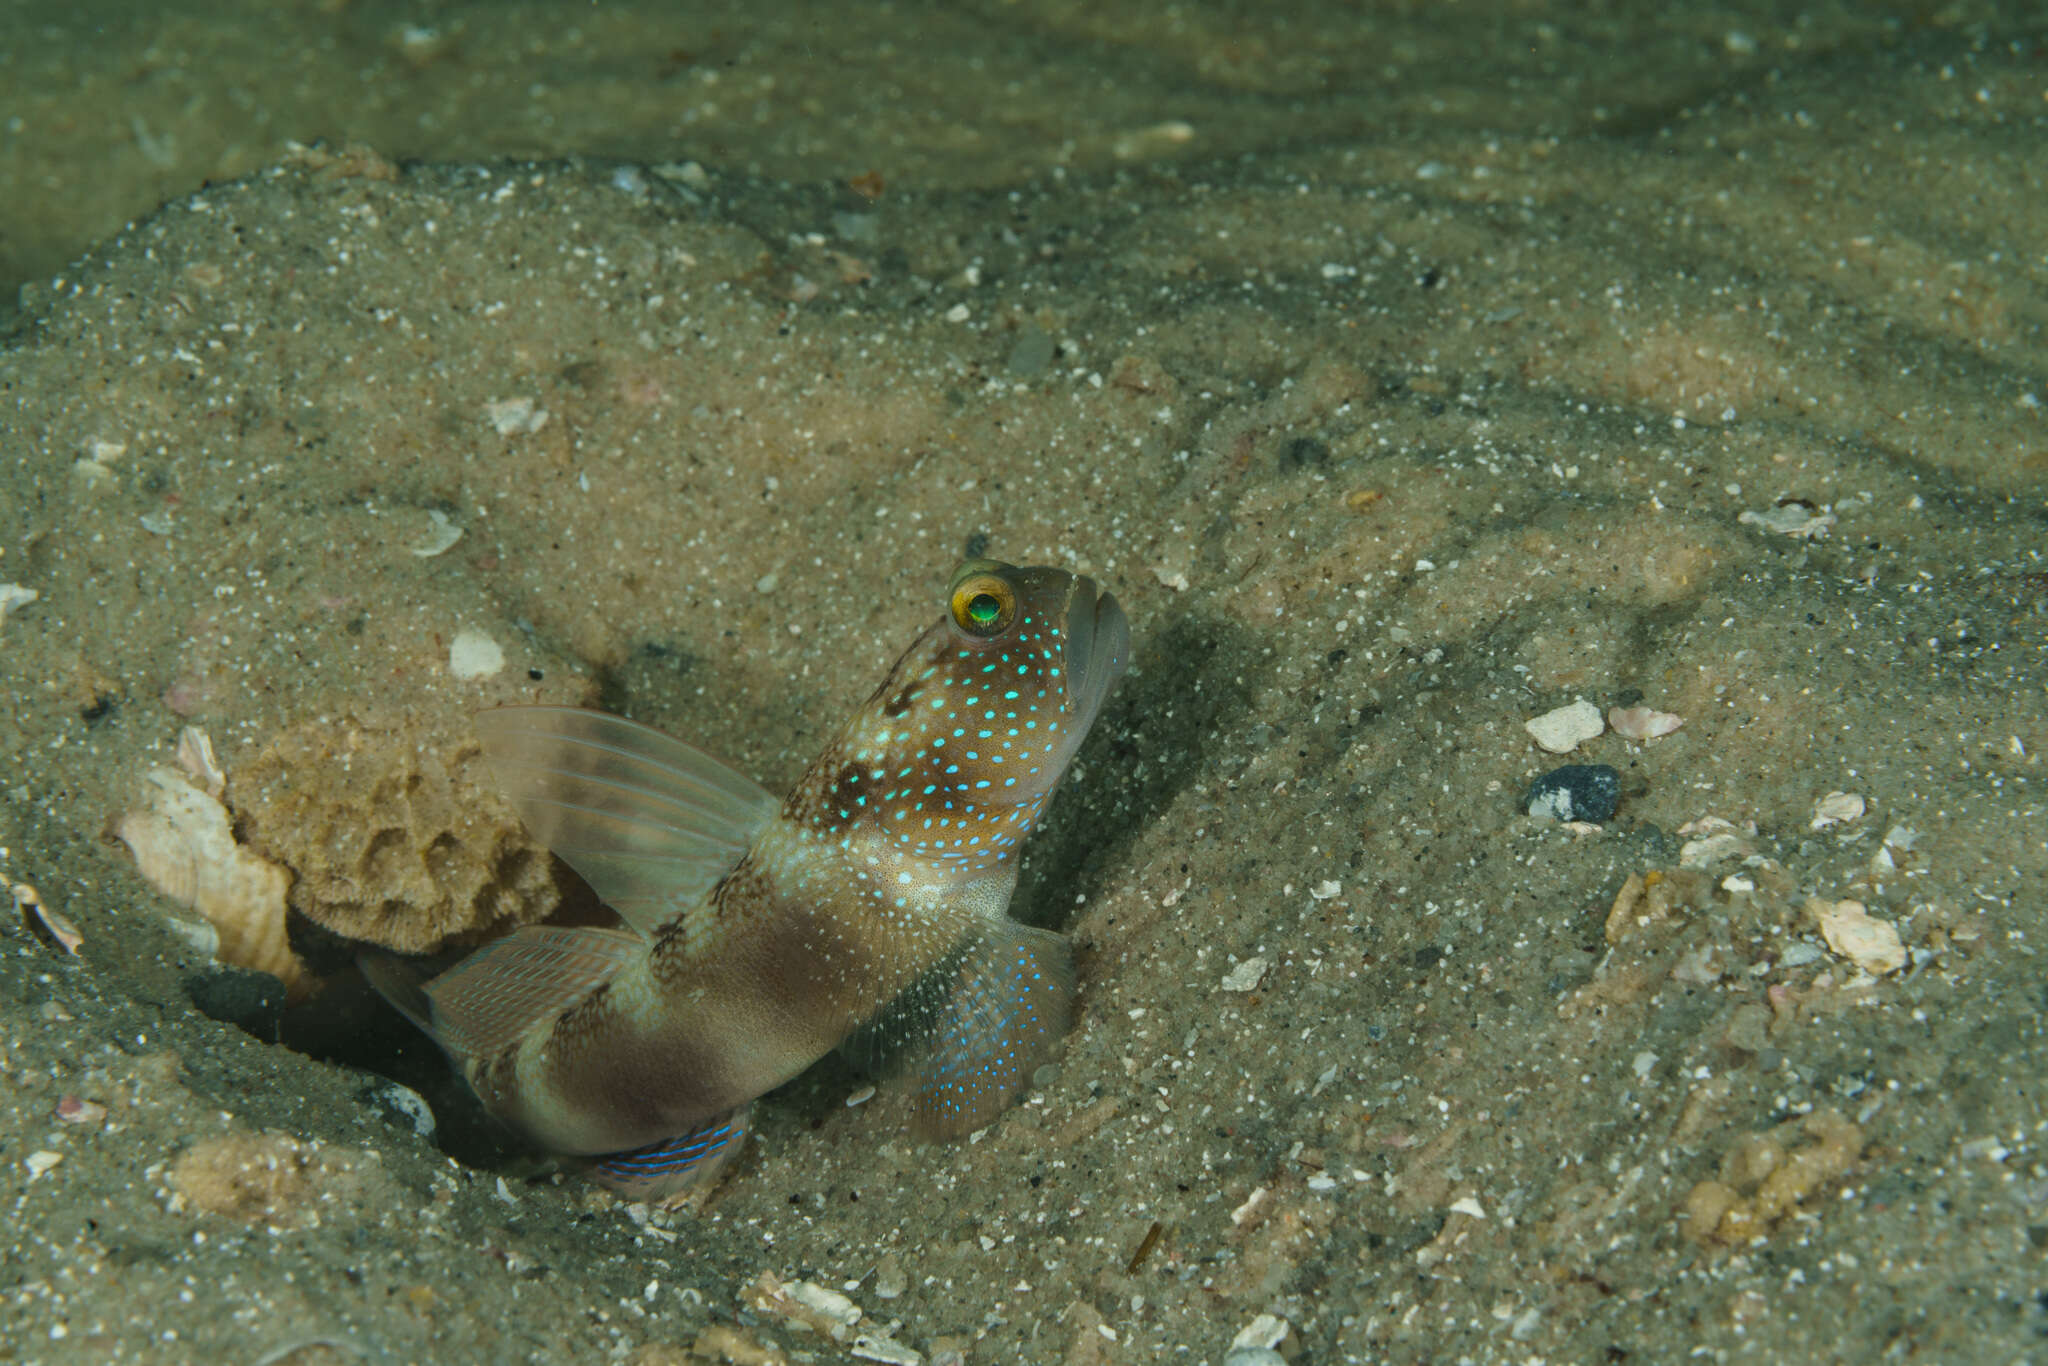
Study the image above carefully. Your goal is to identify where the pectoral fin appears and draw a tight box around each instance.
[845,920,1075,1139]
[476,706,778,937]
[411,924,642,1059]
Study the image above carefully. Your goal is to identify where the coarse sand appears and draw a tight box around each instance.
[1,4,2044,1362]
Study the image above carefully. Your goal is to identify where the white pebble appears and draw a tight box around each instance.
[448,628,505,680]
[1525,699,1604,753]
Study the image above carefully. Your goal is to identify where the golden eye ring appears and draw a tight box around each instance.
[949,570,1016,638]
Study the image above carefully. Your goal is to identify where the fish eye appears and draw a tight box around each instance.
[948,570,1016,638]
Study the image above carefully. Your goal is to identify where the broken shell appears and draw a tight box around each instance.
[1739,503,1835,539]
[1608,705,1684,741]
[1221,956,1269,992]
[0,582,39,628]
[56,1095,108,1126]
[13,881,82,956]
[175,725,226,798]
[409,508,464,558]
[112,766,309,997]
[1810,791,1866,830]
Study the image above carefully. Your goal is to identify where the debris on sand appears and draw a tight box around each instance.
[1525,699,1605,754]
[112,765,308,996]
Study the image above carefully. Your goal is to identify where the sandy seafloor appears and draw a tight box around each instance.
[2,2,2047,1363]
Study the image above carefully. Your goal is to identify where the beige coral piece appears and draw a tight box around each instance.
[230,713,561,952]
[114,765,308,996]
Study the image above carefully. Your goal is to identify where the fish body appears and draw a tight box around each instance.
[367,560,1127,1196]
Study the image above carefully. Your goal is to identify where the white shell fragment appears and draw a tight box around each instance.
[112,766,307,994]
[409,509,464,557]
[1809,897,1906,975]
[448,628,506,680]
[1221,956,1269,992]
[175,725,226,798]
[485,396,549,435]
[13,881,82,956]
[850,1337,924,1366]
[1608,705,1684,741]
[1309,879,1342,900]
[1677,816,1754,868]
[1231,1313,1291,1351]
[0,583,38,628]
[1810,791,1867,831]
[1739,503,1835,539]
[1525,699,1605,754]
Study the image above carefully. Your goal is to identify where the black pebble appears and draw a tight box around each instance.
[1525,764,1621,823]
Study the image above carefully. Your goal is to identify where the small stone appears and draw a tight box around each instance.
[24,1150,63,1179]
[1525,699,1605,753]
[1809,898,1906,975]
[1309,879,1341,900]
[1220,956,1268,992]
[364,1080,437,1140]
[873,1252,908,1300]
[1525,764,1621,822]
[449,628,505,680]
[1609,705,1684,740]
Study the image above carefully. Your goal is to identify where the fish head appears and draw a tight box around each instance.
[801,559,1127,864]
[912,558,1127,803]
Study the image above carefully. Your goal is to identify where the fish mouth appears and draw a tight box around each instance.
[1059,574,1130,735]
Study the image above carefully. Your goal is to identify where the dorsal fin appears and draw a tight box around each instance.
[842,919,1075,1139]
[418,923,643,1059]
[476,706,779,937]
